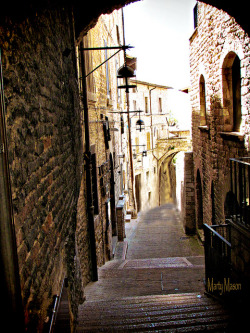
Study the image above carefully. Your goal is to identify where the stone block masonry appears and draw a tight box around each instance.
[0,7,84,331]
[183,152,195,234]
[190,2,250,228]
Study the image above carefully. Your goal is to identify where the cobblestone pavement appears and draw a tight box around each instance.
[83,204,205,301]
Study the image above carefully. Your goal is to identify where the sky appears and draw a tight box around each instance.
[123,0,197,89]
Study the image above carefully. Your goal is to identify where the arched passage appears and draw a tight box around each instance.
[159,151,186,207]
[159,153,176,205]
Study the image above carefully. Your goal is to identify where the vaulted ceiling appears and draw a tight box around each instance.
[1,1,249,37]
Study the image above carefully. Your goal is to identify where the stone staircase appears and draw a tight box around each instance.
[77,293,230,332]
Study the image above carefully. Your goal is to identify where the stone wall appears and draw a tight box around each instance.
[183,152,196,234]
[190,2,250,228]
[190,2,250,296]
[0,6,84,331]
[75,10,125,267]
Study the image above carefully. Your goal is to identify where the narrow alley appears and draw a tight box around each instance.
[77,204,230,332]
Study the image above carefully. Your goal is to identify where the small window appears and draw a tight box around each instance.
[103,116,111,149]
[104,40,111,98]
[121,116,124,134]
[158,97,162,113]
[147,132,151,150]
[145,96,149,113]
[193,3,198,29]
[199,75,207,126]
[135,137,139,154]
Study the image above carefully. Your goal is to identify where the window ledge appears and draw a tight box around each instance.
[198,125,209,132]
[219,131,244,141]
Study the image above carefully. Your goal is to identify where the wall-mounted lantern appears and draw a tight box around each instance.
[117,64,136,93]
[136,119,145,132]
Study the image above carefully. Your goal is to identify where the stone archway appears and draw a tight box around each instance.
[159,153,177,206]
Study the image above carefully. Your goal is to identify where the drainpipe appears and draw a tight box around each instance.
[0,50,25,331]
[149,87,156,150]
[122,9,137,216]
[80,42,98,281]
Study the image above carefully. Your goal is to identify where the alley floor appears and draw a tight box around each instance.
[77,204,230,332]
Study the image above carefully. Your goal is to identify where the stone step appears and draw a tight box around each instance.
[78,315,229,332]
[77,293,229,332]
[82,293,212,307]
[80,306,227,326]
[125,214,131,222]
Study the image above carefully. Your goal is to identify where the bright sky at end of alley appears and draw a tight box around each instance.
[123,0,197,89]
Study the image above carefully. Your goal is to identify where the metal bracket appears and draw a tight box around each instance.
[82,45,134,78]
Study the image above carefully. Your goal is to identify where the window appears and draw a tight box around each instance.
[104,40,111,98]
[103,116,111,149]
[222,52,241,132]
[135,137,139,154]
[83,34,96,96]
[232,56,241,131]
[158,97,162,113]
[199,75,207,126]
[121,116,124,134]
[193,3,198,29]
[147,132,151,150]
[145,96,149,113]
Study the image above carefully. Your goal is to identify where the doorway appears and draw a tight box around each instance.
[135,174,142,212]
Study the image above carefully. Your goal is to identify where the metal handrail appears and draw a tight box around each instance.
[204,224,231,247]
[48,278,66,333]
[230,157,250,166]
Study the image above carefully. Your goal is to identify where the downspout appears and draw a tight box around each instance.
[149,87,156,151]
[122,9,137,216]
[80,42,98,281]
[0,49,25,331]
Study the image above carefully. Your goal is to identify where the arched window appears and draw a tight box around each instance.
[199,75,207,125]
[222,52,241,132]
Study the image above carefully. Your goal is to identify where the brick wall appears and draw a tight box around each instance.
[0,7,84,331]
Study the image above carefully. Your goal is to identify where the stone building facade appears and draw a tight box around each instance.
[0,5,127,332]
[75,10,126,273]
[190,1,250,226]
[127,79,172,211]
[127,79,192,212]
[190,1,250,293]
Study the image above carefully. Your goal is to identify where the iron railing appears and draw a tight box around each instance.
[204,224,231,296]
[230,158,250,228]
